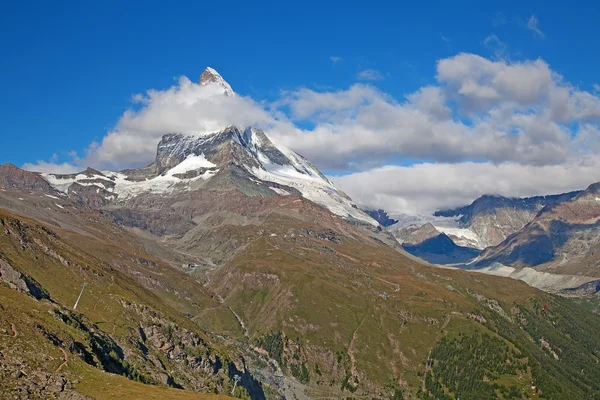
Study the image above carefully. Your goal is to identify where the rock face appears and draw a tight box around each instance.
[0,163,57,194]
[394,223,440,245]
[363,209,398,227]
[393,223,480,265]
[51,125,359,216]
[476,183,600,273]
[199,66,234,96]
[435,192,581,248]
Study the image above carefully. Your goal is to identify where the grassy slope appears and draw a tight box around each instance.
[0,286,233,400]
[0,208,240,398]
[207,213,600,399]
[3,193,600,399]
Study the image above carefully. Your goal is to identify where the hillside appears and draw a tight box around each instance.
[0,207,259,399]
[4,189,600,398]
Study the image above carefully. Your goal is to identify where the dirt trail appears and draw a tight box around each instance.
[10,323,17,337]
[55,348,68,372]
[348,312,368,379]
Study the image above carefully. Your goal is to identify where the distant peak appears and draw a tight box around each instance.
[199,66,234,96]
[199,67,222,84]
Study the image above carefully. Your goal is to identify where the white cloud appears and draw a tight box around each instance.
[24,54,600,214]
[333,158,600,215]
[437,54,554,110]
[273,55,600,170]
[22,161,80,174]
[330,56,342,64]
[441,35,451,43]
[357,69,384,81]
[526,15,544,38]
[84,76,289,170]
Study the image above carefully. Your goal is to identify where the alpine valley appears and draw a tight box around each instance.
[2,68,600,400]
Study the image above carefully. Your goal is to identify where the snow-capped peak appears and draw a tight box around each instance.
[199,67,234,96]
[41,125,377,226]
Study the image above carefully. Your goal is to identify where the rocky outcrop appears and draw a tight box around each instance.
[394,223,440,245]
[199,67,234,96]
[0,163,57,194]
[67,183,116,208]
[363,209,398,227]
[435,192,580,247]
[392,223,480,265]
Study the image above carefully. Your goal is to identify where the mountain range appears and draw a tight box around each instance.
[1,68,600,399]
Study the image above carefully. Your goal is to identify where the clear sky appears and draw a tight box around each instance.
[2,0,600,213]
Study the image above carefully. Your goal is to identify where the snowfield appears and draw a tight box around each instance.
[250,144,377,226]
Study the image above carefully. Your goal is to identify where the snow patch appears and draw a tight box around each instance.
[166,153,216,176]
[249,139,376,226]
[435,226,486,249]
[269,187,291,196]
[104,169,218,200]
[42,173,113,193]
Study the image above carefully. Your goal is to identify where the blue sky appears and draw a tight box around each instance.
[2,1,600,213]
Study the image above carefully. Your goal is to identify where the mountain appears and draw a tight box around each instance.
[363,208,398,227]
[393,223,481,265]
[0,162,59,194]
[42,124,389,266]
[475,182,600,278]
[40,68,385,264]
[199,66,235,96]
[4,173,600,399]
[4,67,600,399]
[435,192,581,249]
[44,126,376,229]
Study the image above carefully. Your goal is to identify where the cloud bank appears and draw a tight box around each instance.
[24,53,600,214]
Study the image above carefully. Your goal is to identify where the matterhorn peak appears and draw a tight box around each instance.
[199,66,234,96]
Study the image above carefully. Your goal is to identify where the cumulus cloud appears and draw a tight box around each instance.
[357,69,384,81]
[22,160,80,174]
[333,158,600,215]
[23,53,600,214]
[85,76,292,170]
[273,54,600,170]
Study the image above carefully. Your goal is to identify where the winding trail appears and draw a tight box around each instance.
[348,312,368,380]
[10,323,17,337]
[55,348,68,372]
